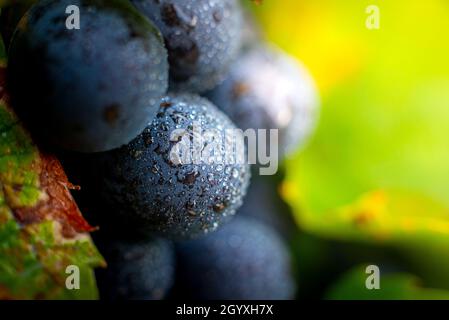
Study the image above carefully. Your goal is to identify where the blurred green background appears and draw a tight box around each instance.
[249,0,449,299]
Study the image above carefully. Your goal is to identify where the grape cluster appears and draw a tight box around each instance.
[6,0,319,300]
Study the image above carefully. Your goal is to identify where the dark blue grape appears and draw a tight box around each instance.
[175,216,296,300]
[207,45,319,157]
[89,94,250,239]
[95,237,175,300]
[8,0,168,152]
[130,0,243,92]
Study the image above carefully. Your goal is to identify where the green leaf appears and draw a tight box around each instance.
[0,35,104,299]
[327,265,449,300]
[289,190,449,244]
[286,190,449,288]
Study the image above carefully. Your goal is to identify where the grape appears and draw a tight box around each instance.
[95,237,175,300]
[207,45,319,156]
[130,0,243,92]
[175,216,296,300]
[7,0,168,152]
[88,94,250,239]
